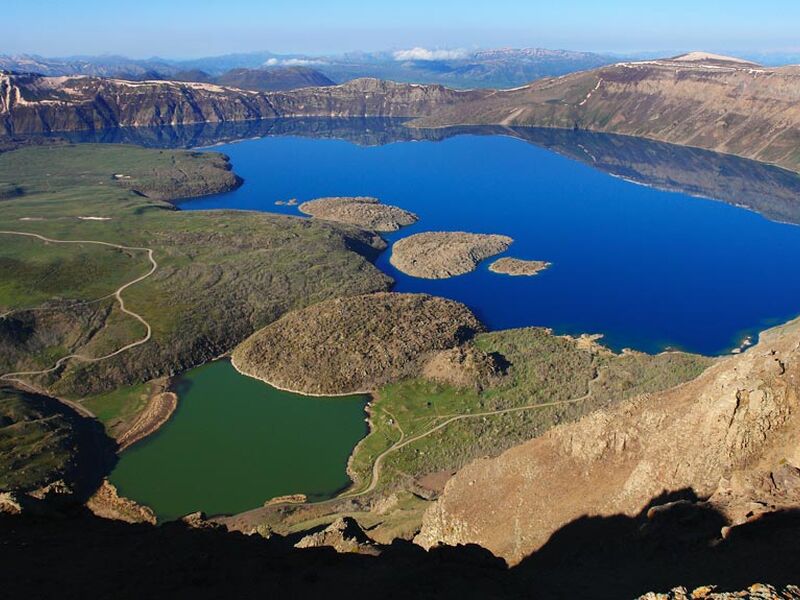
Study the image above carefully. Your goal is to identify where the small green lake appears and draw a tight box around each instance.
[109,360,368,521]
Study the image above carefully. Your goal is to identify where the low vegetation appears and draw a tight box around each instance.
[79,380,156,439]
[232,292,484,395]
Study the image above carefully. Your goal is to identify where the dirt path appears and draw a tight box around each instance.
[0,230,158,415]
[340,371,603,498]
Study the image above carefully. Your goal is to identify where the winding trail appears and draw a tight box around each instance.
[340,370,602,498]
[0,230,158,416]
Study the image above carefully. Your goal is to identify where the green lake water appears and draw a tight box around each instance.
[109,360,368,521]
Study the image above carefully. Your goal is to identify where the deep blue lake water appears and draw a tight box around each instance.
[178,127,800,356]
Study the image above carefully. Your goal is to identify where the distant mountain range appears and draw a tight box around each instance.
[0,54,336,92]
[213,67,334,91]
[0,48,616,89]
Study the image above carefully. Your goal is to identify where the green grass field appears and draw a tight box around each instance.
[79,381,153,439]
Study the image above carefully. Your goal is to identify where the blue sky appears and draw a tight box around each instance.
[6,0,800,58]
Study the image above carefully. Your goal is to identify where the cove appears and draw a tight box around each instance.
[174,121,800,356]
[109,360,368,521]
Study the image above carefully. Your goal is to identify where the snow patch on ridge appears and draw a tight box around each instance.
[671,51,759,65]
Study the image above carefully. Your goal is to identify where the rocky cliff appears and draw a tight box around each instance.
[416,53,800,172]
[0,72,487,134]
[416,317,800,566]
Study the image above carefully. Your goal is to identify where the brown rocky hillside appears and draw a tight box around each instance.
[415,53,800,172]
[416,317,800,565]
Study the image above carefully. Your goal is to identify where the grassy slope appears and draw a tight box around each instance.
[0,144,391,404]
[348,328,714,493]
[80,381,153,439]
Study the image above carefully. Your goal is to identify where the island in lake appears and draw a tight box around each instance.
[390,231,513,279]
[488,257,551,276]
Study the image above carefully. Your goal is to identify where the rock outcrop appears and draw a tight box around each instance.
[416,318,800,565]
[390,232,513,279]
[299,196,418,232]
[421,344,507,391]
[231,292,483,395]
[638,584,800,600]
[294,517,380,555]
[86,480,156,524]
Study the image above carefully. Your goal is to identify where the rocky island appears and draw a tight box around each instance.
[231,292,483,395]
[299,196,418,232]
[390,231,513,279]
[488,257,551,276]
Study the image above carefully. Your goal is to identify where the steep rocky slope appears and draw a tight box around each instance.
[416,53,800,172]
[416,317,800,565]
[4,53,800,172]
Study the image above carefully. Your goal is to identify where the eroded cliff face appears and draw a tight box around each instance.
[416,54,800,173]
[415,318,800,565]
[0,73,487,134]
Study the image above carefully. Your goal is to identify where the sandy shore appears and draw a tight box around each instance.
[116,385,179,451]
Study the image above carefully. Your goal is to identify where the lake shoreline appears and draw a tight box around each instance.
[108,360,370,521]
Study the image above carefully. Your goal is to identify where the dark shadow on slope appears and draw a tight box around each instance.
[3,489,799,599]
[0,385,117,501]
[511,490,800,599]
[0,507,510,600]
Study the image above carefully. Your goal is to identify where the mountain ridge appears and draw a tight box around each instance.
[0,47,616,88]
[2,52,800,171]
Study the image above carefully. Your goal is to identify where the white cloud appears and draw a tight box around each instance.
[263,58,325,67]
[392,47,469,61]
